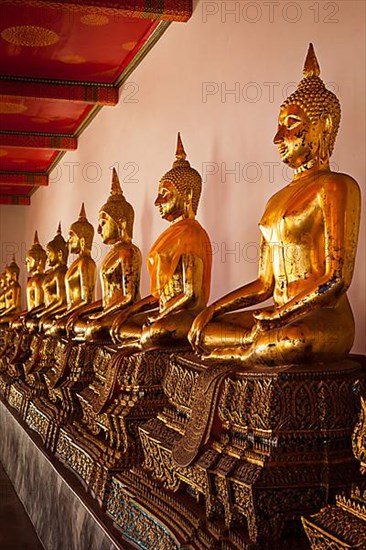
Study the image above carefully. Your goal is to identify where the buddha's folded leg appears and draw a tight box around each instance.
[72,317,89,338]
[11,317,24,331]
[25,318,39,333]
[0,317,12,328]
[41,317,57,334]
[46,317,67,337]
[113,312,149,344]
[241,301,355,366]
[84,311,121,342]
[198,310,258,356]
[141,310,199,350]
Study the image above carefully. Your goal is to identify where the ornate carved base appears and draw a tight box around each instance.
[24,399,59,448]
[0,374,7,399]
[139,355,366,545]
[7,382,28,416]
[106,468,309,549]
[23,340,96,451]
[302,483,366,549]
[76,348,172,447]
[7,335,61,425]
[0,327,18,371]
[0,328,21,400]
[303,378,366,548]
[55,349,180,504]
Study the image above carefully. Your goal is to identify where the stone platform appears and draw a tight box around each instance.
[138,355,366,547]
[0,398,128,550]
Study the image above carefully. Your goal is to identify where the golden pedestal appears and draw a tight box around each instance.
[7,334,57,420]
[0,327,19,398]
[26,340,95,451]
[302,379,366,548]
[55,348,179,504]
[136,354,366,547]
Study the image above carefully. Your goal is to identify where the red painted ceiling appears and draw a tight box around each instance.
[0,97,94,134]
[0,0,192,204]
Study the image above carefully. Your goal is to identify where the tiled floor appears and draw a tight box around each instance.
[0,461,43,550]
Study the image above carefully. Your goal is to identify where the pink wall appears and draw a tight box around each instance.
[1,0,365,353]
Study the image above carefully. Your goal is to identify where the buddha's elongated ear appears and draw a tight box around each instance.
[79,236,86,252]
[184,188,195,219]
[118,219,127,236]
[319,112,333,164]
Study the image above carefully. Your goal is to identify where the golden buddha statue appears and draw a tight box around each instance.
[25,231,47,311]
[69,169,141,342]
[189,44,361,366]
[0,256,21,324]
[111,133,212,351]
[0,272,7,313]
[45,204,97,337]
[11,231,47,332]
[25,224,68,332]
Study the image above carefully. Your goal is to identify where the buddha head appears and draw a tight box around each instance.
[155,133,202,222]
[68,203,94,254]
[26,231,47,275]
[98,168,134,245]
[46,223,68,267]
[5,255,20,283]
[274,44,341,172]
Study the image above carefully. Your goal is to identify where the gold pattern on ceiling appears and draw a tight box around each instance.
[80,14,109,26]
[59,55,86,64]
[0,102,27,114]
[1,25,59,47]
[122,41,137,51]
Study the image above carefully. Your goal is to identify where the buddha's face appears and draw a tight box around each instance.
[46,245,58,267]
[25,254,37,274]
[68,229,81,254]
[274,104,322,169]
[155,180,184,222]
[97,211,120,244]
[5,269,15,282]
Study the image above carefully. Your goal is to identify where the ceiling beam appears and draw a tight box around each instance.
[0,133,77,151]
[0,79,119,106]
[0,194,30,205]
[0,174,48,187]
[0,0,192,22]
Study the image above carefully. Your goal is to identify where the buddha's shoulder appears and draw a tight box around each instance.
[316,171,360,190]
[29,273,45,285]
[114,241,141,259]
[78,255,96,268]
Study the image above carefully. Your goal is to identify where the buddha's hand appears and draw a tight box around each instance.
[110,308,132,343]
[252,309,279,333]
[65,314,77,337]
[145,311,160,326]
[188,305,215,352]
[88,311,103,320]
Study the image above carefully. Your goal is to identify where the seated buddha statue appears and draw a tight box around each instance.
[0,256,21,325]
[0,272,7,314]
[69,169,141,342]
[110,133,212,351]
[11,231,47,331]
[45,204,97,337]
[24,224,68,332]
[189,44,361,366]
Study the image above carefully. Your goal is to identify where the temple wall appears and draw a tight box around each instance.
[0,0,365,353]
